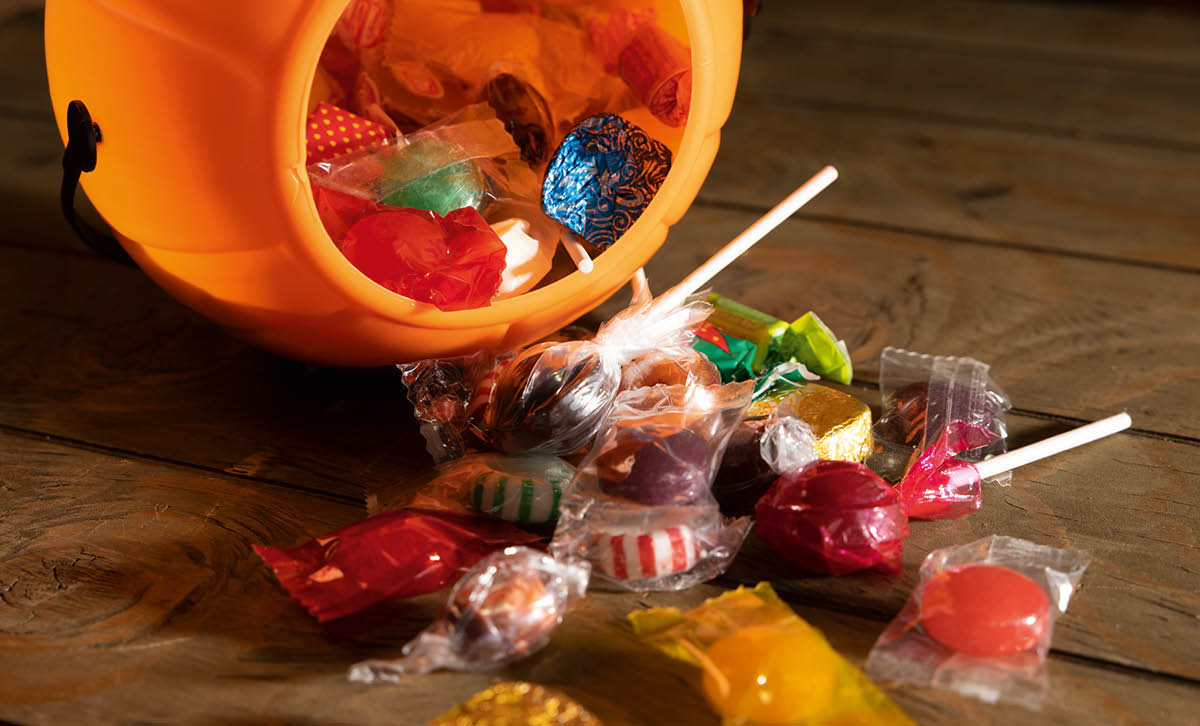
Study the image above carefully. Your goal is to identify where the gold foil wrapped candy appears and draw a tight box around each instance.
[429,682,601,726]
[748,384,873,463]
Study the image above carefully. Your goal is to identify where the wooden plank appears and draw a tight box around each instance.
[2,432,1197,725]
[698,100,1200,271]
[741,5,1200,150]
[0,4,49,116]
[790,0,1200,71]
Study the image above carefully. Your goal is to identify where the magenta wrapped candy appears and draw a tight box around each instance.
[898,420,999,520]
[755,461,909,576]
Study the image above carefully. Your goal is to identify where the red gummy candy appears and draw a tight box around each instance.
[755,460,909,576]
[899,420,998,520]
[253,509,540,623]
[340,206,508,311]
[920,564,1051,657]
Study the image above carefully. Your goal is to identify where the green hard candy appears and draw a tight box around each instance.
[380,136,486,215]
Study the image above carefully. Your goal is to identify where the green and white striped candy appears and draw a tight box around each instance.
[470,473,563,524]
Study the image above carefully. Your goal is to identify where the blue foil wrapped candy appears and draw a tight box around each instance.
[541,114,672,249]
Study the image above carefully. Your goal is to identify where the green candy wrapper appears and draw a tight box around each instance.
[772,311,854,386]
[693,333,756,383]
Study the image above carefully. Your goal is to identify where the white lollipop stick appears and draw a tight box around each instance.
[630,267,651,304]
[973,412,1132,480]
[563,234,594,274]
[655,165,838,312]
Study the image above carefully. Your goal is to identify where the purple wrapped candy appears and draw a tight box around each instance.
[599,426,712,505]
[541,113,672,249]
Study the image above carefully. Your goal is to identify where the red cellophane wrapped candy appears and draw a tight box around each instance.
[313,184,382,243]
[340,206,508,311]
[253,509,540,622]
[898,420,999,520]
[755,461,909,576]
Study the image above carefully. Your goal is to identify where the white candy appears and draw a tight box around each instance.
[591,524,701,581]
[470,473,563,524]
[492,218,558,298]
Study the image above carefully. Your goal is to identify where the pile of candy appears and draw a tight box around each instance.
[250,4,1134,718]
[256,255,1127,719]
[306,0,694,310]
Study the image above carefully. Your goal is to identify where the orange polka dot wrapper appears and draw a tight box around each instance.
[865,536,1091,710]
[629,583,912,726]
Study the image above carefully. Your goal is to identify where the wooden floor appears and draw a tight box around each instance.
[3,1,1199,723]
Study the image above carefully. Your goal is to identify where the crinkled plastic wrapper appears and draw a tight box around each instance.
[252,510,541,623]
[368,452,576,526]
[349,547,588,680]
[619,345,721,392]
[428,681,602,725]
[866,536,1091,710]
[870,347,1011,485]
[756,460,909,577]
[550,381,754,591]
[483,297,712,456]
[309,104,539,216]
[897,419,1000,520]
[629,583,913,725]
[397,351,497,462]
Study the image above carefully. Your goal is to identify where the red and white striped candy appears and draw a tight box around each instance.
[592,524,702,581]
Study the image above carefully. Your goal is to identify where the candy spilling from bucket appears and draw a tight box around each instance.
[308,0,693,311]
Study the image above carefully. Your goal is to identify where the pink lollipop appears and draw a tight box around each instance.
[898,413,1132,520]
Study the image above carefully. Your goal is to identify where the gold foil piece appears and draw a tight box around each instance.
[429,681,602,726]
[747,384,873,463]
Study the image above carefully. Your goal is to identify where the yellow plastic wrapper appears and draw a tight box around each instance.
[428,681,602,725]
[629,583,912,726]
[746,384,873,463]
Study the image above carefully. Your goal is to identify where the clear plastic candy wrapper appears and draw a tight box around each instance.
[629,583,913,725]
[551,380,755,591]
[870,347,1011,485]
[483,296,712,456]
[368,452,576,526]
[866,535,1092,710]
[349,547,589,680]
[397,351,496,462]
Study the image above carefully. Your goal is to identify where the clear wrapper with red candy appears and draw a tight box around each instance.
[896,419,1000,520]
[483,296,713,456]
[550,380,755,591]
[755,460,909,577]
[367,452,576,527]
[252,509,540,623]
[869,347,1011,485]
[348,547,589,680]
[866,535,1091,710]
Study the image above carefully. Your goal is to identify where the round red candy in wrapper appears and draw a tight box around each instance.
[340,207,507,311]
[920,564,1051,657]
[755,461,909,576]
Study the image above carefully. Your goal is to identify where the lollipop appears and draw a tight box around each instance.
[484,167,840,456]
[898,413,1132,520]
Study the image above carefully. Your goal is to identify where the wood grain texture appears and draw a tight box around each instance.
[789,0,1200,71]
[742,5,1200,150]
[698,99,1200,271]
[3,432,1198,726]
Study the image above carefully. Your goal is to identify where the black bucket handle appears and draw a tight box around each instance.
[60,100,134,265]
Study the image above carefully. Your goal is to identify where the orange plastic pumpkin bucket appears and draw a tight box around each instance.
[45,1,744,365]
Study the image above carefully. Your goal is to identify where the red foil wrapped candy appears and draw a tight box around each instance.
[253,510,540,623]
[755,461,909,576]
[340,206,508,311]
